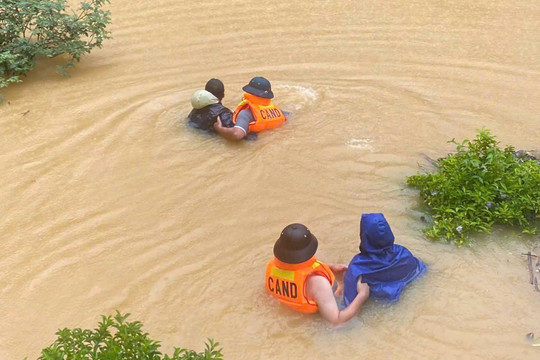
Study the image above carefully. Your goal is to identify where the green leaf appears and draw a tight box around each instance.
[407,128,540,246]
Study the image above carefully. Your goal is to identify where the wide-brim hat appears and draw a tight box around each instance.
[273,223,318,264]
[242,76,274,99]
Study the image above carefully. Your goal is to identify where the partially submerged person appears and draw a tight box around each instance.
[188,78,233,132]
[266,223,370,325]
[343,213,427,305]
[214,76,286,141]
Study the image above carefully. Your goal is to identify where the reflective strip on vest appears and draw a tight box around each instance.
[271,267,295,281]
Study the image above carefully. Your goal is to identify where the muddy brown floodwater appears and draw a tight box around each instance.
[1,0,540,359]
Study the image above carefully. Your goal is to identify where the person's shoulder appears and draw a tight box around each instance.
[207,103,223,110]
[209,103,228,110]
[237,108,254,119]
[207,103,231,115]
[187,107,202,121]
[307,272,333,287]
[306,273,333,298]
[347,253,365,266]
[217,103,233,114]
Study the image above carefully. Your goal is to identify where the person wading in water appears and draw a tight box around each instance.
[214,76,286,141]
[265,223,370,325]
[188,78,234,132]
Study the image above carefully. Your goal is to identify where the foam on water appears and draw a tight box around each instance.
[347,138,373,150]
[274,84,318,111]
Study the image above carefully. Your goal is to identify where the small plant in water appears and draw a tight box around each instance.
[407,128,540,246]
[36,311,224,360]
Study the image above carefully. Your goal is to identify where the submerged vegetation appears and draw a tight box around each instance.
[36,312,223,360]
[407,129,540,246]
[0,0,111,89]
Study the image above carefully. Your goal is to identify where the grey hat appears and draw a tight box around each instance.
[242,76,274,99]
[191,89,218,109]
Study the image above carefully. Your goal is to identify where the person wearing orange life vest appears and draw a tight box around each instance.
[213,76,286,140]
[266,223,370,325]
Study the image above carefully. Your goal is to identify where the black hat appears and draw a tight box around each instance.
[273,223,318,264]
[242,76,274,99]
[205,78,225,100]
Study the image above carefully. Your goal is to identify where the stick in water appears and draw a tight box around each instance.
[527,252,534,285]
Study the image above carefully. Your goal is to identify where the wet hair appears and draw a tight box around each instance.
[205,78,225,101]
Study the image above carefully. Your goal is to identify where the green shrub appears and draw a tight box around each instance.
[407,129,540,246]
[36,312,223,360]
[0,0,111,89]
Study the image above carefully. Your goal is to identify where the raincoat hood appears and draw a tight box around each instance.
[359,213,395,254]
[343,213,427,304]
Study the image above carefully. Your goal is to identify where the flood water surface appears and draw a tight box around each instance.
[1,0,540,359]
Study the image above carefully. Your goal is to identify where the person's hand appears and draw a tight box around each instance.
[213,115,223,131]
[329,264,347,282]
[356,276,370,298]
[329,264,347,274]
[329,264,348,295]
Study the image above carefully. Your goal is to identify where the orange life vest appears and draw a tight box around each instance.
[232,93,286,133]
[265,256,335,313]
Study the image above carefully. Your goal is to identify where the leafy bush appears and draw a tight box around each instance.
[0,0,111,89]
[407,129,540,246]
[37,312,224,360]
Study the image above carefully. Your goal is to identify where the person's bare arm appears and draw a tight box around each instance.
[305,274,369,326]
[213,116,246,141]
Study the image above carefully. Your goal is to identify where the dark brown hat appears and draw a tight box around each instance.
[273,223,318,264]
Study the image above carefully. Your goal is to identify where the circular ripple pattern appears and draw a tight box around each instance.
[1,0,540,359]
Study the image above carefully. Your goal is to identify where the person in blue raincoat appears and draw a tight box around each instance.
[343,213,427,305]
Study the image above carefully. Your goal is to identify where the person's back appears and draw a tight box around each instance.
[343,213,427,305]
[187,78,233,132]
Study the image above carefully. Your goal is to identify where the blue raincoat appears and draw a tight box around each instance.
[343,213,426,305]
